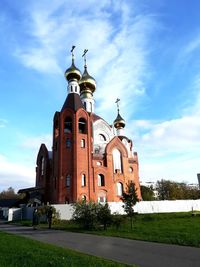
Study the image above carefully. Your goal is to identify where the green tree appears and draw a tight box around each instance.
[72,200,98,230]
[96,203,112,230]
[121,182,139,230]
[156,179,200,200]
[0,187,19,199]
[141,185,155,201]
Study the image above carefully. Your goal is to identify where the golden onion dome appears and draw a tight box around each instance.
[114,112,126,129]
[65,60,82,81]
[79,66,96,93]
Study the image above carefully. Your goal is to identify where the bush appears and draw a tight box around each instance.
[37,205,60,225]
[111,213,124,230]
[72,201,112,230]
[97,203,112,230]
[72,201,98,230]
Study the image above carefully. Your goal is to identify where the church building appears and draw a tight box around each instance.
[35,47,141,204]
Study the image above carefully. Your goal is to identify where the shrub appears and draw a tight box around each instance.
[96,203,112,230]
[72,201,98,230]
[111,213,124,230]
[72,201,112,230]
[37,205,60,225]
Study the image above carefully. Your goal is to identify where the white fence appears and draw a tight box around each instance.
[7,199,200,221]
[135,200,200,214]
[8,208,22,221]
[52,204,74,220]
[53,200,200,220]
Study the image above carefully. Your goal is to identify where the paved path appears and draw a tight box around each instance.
[0,223,200,267]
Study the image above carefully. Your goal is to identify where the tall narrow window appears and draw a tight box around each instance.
[54,141,58,151]
[78,118,86,133]
[54,177,57,189]
[81,139,85,148]
[41,157,45,175]
[54,120,59,138]
[64,117,72,133]
[98,196,106,203]
[66,138,71,148]
[81,174,86,187]
[66,175,70,187]
[117,182,123,196]
[82,195,86,201]
[112,149,122,173]
[98,174,105,186]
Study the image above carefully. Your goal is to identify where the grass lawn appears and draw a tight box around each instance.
[0,231,135,267]
[17,212,200,247]
[32,212,200,248]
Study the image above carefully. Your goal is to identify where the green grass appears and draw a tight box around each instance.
[35,212,200,247]
[0,232,135,267]
[17,212,200,247]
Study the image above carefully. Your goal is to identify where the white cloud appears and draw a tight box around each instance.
[139,156,199,184]
[128,114,200,183]
[0,154,35,192]
[13,1,158,123]
[0,119,8,128]
[140,116,200,152]
[0,133,52,192]
[15,48,62,74]
[20,134,52,150]
[183,34,200,55]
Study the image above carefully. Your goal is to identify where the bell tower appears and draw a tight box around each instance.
[51,47,93,203]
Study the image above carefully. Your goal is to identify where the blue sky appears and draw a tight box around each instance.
[0,0,200,192]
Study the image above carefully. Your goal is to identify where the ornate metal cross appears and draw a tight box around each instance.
[82,49,88,66]
[115,98,120,112]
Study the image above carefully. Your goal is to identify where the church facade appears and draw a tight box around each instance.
[35,48,141,204]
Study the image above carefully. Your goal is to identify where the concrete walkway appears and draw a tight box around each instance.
[0,223,200,267]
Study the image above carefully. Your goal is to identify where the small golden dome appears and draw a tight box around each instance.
[114,113,126,129]
[79,67,96,93]
[65,60,82,81]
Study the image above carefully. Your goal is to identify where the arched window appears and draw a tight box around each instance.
[112,149,122,173]
[129,167,133,173]
[81,174,86,187]
[90,102,93,112]
[117,182,123,196]
[64,117,72,133]
[78,118,86,133]
[54,120,59,138]
[66,175,70,187]
[66,138,71,148]
[81,139,85,148]
[54,177,57,189]
[98,196,106,203]
[54,141,58,151]
[82,195,86,202]
[41,157,45,175]
[99,134,106,141]
[98,174,105,186]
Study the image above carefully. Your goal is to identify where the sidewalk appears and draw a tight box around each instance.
[0,223,200,267]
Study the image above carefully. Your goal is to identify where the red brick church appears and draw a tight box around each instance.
[35,47,141,204]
